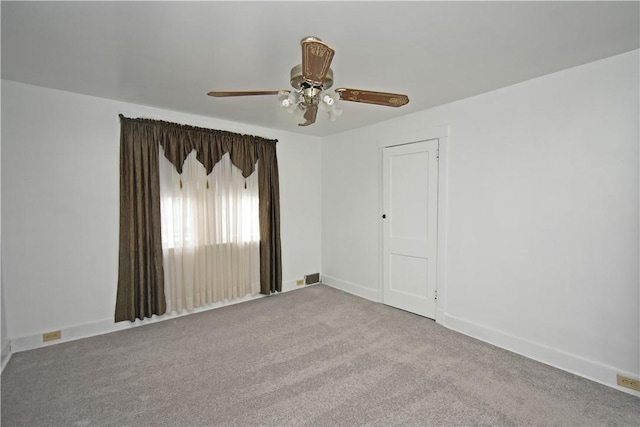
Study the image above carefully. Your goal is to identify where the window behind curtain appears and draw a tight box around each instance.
[158,150,260,312]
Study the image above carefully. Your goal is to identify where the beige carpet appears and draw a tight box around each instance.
[2,284,639,426]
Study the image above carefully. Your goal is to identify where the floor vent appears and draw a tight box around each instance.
[304,273,321,285]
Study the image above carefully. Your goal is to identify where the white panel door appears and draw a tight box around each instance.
[382,139,438,318]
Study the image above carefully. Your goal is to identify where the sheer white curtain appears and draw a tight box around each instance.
[158,150,260,313]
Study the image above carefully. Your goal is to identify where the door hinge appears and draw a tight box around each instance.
[436,149,440,161]
[434,290,438,301]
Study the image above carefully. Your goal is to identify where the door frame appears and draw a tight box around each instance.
[378,125,450,324]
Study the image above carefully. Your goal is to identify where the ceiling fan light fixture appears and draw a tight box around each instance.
[323,91,340,107]
[292,103,306,122]
[319,91,340,123]
[279,90,301,113]
[322,94,335,106]
[327,107,343,122]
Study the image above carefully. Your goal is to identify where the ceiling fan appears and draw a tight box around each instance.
[207,36,409,127]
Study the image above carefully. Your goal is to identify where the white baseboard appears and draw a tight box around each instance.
[7,284,637,398]
[1,340,12,373]
[444,313,640,397]
[9,284,304,355]
[322,275,381,302]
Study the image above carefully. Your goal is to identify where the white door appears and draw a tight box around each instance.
[382,139,438,318]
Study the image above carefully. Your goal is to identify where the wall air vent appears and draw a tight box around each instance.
[304,273,321,285]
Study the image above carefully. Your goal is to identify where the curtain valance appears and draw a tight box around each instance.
[115,115,282,323]
[118,114,278,177]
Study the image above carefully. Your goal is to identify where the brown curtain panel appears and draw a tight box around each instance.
[115,118,166,322]
[115,115,282,322]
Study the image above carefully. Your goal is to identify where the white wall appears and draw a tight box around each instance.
[1,121,8,368]
[1,80,322,348]
[322,50,639,394]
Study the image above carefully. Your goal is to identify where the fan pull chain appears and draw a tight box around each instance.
[244,179,247,189]
[179,179,183,190]
[206,179,210,190]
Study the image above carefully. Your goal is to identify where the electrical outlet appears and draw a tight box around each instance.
[296,279,305,286]
[42,330,62,342]
[617,374,640,392]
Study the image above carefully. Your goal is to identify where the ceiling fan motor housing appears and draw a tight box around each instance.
[290,64,334,91]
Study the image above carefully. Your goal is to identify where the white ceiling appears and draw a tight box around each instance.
[2,1,639,137]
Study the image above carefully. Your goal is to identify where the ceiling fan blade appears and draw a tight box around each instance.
[301,37,335,85]
[299,104,318,127]
[335,88,409,107]
[207,90,285,97]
